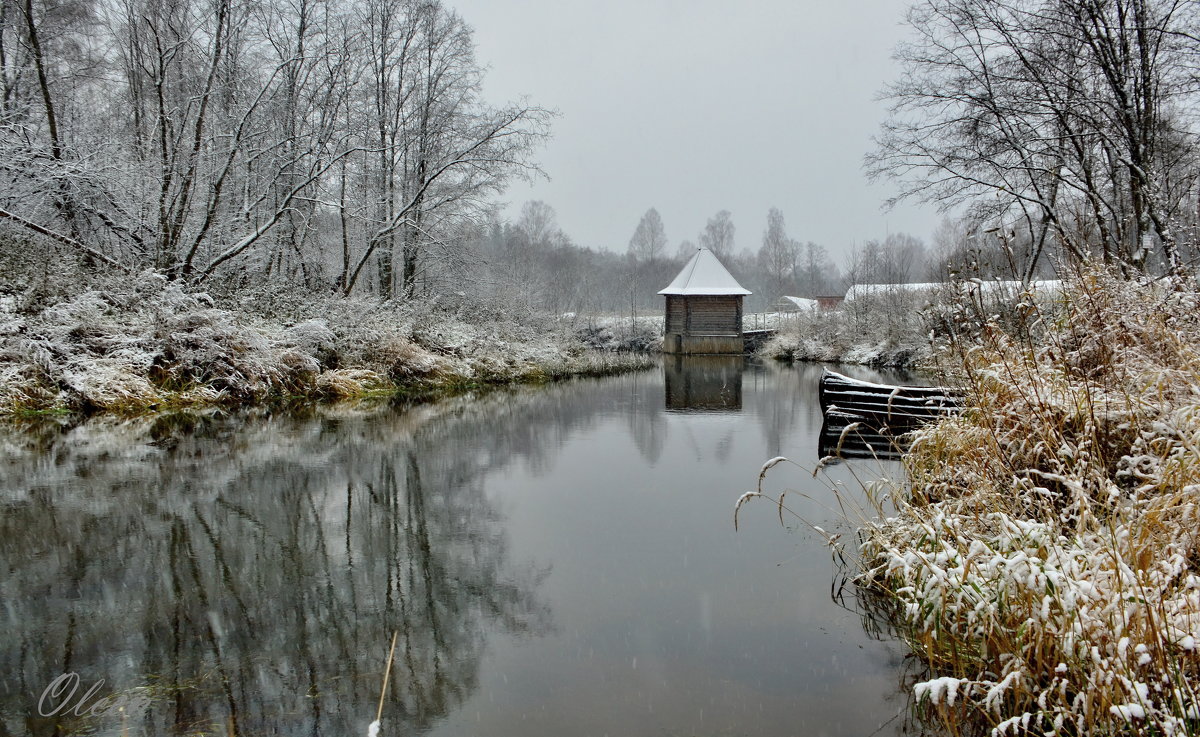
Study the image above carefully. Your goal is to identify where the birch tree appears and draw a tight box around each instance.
[342,0,550,298]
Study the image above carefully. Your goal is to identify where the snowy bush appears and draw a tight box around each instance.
[576,315,664,353]
[761,303,932,368]
[856,267,1200,736]
[282,319,339,368]
[377,337,453,382]
[0,273,654,414]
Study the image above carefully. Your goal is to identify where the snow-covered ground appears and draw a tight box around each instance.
[851,269,1200,735]
[0,273,654,414]
[758,304,933,368]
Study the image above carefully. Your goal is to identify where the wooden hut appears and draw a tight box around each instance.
[659,248,751,354]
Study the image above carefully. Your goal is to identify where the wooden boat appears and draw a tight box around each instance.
[818,410,905,461]
[818,369,959,430]
[816,370,961,461]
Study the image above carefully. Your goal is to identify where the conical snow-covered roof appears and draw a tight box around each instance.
[658,248,751,296]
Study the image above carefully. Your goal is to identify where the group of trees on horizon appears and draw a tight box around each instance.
[624,205,845,310]
[2,0,1196,319]
[459,199,956,317]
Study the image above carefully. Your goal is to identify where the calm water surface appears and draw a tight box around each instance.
[0,359,921,737]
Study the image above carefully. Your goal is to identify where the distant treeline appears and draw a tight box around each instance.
[463,202,850,317]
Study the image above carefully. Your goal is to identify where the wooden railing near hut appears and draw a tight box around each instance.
[817,370,961,461]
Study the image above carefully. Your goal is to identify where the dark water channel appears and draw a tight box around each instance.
[0,358,921,737]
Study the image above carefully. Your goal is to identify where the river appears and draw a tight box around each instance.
[0,358,920,737]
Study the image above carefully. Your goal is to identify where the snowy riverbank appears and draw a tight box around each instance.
[0,273,655,415]
[757,305,934,368]
[853,269,1200,735]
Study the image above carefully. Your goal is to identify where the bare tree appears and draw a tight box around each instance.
[517,200,559,247]
[798,240,834,297]
[628,206,667,263]
[698,209,735,261]
[674,238,697,261]
[928,217,971,281]
[756,207,797,303]
[342,0,550,298]
[880,232,927,283]
[869,0,1200,277]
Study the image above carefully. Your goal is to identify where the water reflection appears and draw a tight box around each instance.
[0,400,554,737]
[663,355,743,412]
[0,362,924,737]
[818,416,907,462]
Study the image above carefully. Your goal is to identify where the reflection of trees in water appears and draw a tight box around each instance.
[745,361,824,458]
[625,371,666,465]
[0,379,657,736]
[0,365,929,737]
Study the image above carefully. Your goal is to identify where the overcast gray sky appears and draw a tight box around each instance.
[451,0,941,262]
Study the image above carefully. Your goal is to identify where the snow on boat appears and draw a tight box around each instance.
[817,370,961,461]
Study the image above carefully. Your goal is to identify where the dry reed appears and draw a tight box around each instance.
[856,267,1200,735]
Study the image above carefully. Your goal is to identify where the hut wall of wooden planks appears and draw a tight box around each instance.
[659,249,751,355]
[663,294,744,354]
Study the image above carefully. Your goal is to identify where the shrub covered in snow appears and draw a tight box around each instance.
[575,315,664,353]
[0,272,654,414]
[857,268,1200,736]
[760,297,934,368]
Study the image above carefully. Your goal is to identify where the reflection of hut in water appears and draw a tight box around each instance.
[659,248,751,354]
[664,355,743,411]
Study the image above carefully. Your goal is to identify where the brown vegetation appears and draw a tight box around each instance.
[0,272,654,415]
[858,268,1200,735]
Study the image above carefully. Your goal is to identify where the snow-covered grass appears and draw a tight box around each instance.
[759,296,934,368]
[575,314,663,352]
[854,268,1200,735]
[0,272,655,415]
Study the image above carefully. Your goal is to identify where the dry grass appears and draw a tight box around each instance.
[761,293,935,368]
[857,267,1200,735]
[314,369,389,399]
[0,272,656,415]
